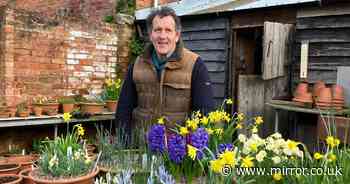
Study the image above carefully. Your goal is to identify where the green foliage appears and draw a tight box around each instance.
[37,125,93,178]
[116,0,135,15]
[129,36,144,57]
[58,97,76,104]
[103,78,122,101]
[104,15,114,23]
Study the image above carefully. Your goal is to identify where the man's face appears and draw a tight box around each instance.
[150,15,180,56]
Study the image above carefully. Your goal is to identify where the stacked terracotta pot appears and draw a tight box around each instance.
[311,81,345,110]
[332,84,345,110]
[293,82,313,106]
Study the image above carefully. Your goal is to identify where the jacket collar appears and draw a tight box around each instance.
[142,40,185,69]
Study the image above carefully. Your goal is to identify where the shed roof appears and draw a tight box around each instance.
[135,0,320,20]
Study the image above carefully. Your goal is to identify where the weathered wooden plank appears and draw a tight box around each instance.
[209,72,225,83]
[212,83,225,98]
[294,43,350,57]
[297,2,350,18]
[296,28,350,42]
[182,18,227,32]
[182,30,226,41]
[292,70,337,84]
[204,62,225,72]
[263,22,293,80]
[337,66,350,107]
[196,50,226,61]
[183,40,226,51]
[297,15,350,29]
[237,75,265,134]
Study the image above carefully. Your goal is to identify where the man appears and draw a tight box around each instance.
[116,7,214,135]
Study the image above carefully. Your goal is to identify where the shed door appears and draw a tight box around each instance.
[262,22,294,80]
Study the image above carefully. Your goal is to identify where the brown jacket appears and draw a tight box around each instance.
[132,42,198,129]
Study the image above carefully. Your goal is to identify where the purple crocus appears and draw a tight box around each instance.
[147,124,166,153]
[190,128,209,159]
[167,134,186,164]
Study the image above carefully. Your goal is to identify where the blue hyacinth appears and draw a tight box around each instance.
[167,134,186,164]
[218,143,234,154]
[148,124,166,153]
[190,128,209,159]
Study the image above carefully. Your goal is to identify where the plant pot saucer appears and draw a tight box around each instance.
[292,97,313,103]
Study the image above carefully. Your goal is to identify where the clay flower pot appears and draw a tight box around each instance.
[80,103,105,115]
[332,84,345,100]
[5,154,38,170]
[19,168,34,184]
[7,107,16,117]
[294,82,309,97]
[62,104,75,113]
[312,80,326,101]
[33,106,43,116]
[105,100,118,112]
[317,87,332,103]
[42,103,59,115]
[0,163,21,175]
[29,167,99,184]
[0,174,22,184]
[17,111,30,117]
[0,111,10,118]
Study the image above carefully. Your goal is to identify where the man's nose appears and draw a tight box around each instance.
[159,31,167,39]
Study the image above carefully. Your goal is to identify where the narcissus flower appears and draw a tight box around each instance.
[273,172,283,181]
[63,112,72,122]
[179,126,189,136]
[157,117,165,125]
[241,156,254,168]
[254,116,263,125]
[314,152,323,160]
[326,136,340,148]
[226,98,233,105]
[187,145,197,160]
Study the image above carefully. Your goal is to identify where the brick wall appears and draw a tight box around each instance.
[136,0,179,10]
[0,7,133,106]
[0,0,116,24]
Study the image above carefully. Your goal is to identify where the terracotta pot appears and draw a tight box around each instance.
[0,111,10,118]
[29,167,99,184]
[18,111,30,117]
[312,80,326,101]
[0,174,22,184]
[105,100,117,112]
[0,163,21,174]
[62,104,74,113]
[80,103,105,115]
[332,84,345,100]
[19,168,34,184]
[318,87,332,103]
[294,82,309,97]
[4,154,38,170]
[33,106,43,116]
[42,103,59,115]
[7,107,16,117]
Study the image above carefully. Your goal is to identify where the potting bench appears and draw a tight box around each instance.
[0,112,115,137]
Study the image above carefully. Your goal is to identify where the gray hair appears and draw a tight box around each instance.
[146,7,182,34]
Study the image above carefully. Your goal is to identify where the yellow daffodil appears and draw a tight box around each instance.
[219,150,236,167]
[249,143,258,152]
[273,172,283,181]
[226,98,233,105]
[210,159,225,173]
[314,152,323,160]
[187,145,197,160]
[241,156,254,168]
[179,126,189,136]
[74,124,85,137]
[206,128,214,135]
[215,128,223,136]
[63,112,72,122]
[157,117,165,124]
[328,153,336,162]
[286,140,299,151]
[251,126,258,134]
[236,123,243,129]
[200,116,209,125]
[326,136,340,148]
[194,111,202,118]
[254,116,263,125]
[186,119,198,130]
[105,78,113,87]
[237,113,245,122]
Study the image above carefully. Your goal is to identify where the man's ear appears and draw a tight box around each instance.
[175,31,180,43]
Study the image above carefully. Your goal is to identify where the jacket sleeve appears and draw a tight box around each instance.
[116,63,138,132]
[191,57,215,115]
